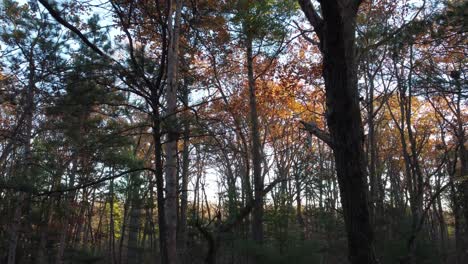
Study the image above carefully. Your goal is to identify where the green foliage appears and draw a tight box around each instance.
[233,0,296,37]
[229,0,297,57]
[0,0,68,79]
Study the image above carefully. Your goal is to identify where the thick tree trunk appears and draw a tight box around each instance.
[321,8,377,264]
[299,1,377,263]
[164,1,182,263]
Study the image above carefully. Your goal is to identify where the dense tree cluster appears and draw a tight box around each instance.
[0,0,466,264]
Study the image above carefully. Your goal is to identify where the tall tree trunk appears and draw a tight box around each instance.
[365,62,378,226]
[435,175,448,260]
[127,173,141,264]
[450,181,464,264]
[453,74,468,263]
[8,197,23,264]
[178,87,190,259]
[246,33,264,243]
[56,156,81,264]
[8,48,36,264]
[298,1,377,263]
[164,1,182,263]
[152,108,167,263]
[118,189,130,264]
[36,196,54,264]
[295,163,305,240]
[389,44,424,264]
[109,179,117,264]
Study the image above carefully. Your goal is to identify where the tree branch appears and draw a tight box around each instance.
[218,177,287,233]
[35,168,155,196]
[298,0,323,39]
[292,20,320,46]
[38,0,108,59]
[359,0,426,56]
[300,120,333,148]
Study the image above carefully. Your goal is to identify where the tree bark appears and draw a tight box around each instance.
[152,106,168,263]
[365,61,378,225]
[178,86,190,258]
[453,75,468,263]
[294,162,305,240]
[127,173,141,264]
[298,1,377,263]
[164,1,182,263]
[246,33,264,243]
[109,179,117,264]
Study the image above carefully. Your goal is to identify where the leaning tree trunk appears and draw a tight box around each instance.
[298,1,377,263]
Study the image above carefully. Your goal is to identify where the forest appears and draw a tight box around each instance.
[0,0,466,264]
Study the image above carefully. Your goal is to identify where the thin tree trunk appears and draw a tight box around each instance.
[295,163,305,241]
[109,179,117,264]
[8,198,23,264]
[246,32,264,244]
[56,158,81,264]
[8,47,36,264]
[127,173,141,264]
[178,87,190,258]
[453,74,468,263]
[365,62,378,226]
[152,108,167,263]
[435,174,448,260]
[118,189,130,264]
[451,180,463,264]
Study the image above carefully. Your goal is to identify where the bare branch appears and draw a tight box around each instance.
[359,0,426,56]
[298,0,323,39]
[292,20,320,46]
[300,120,333,148]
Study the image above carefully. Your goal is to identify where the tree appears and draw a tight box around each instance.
[0,1,68,262]
[0,1,466,263]
[298,1,378,263]
[163,1,182,263]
